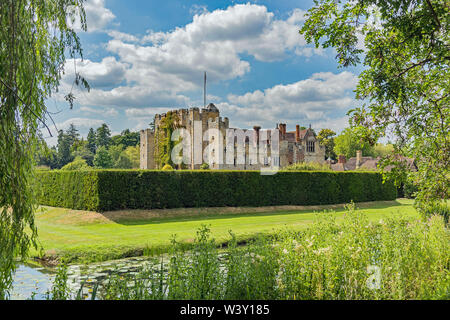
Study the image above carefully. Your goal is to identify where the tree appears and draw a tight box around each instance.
[111,129,140,148]
[56,130,74,169]
[87,128,97,154]
[55,125,84,168]
[124,146,140,168]
[66,124,80,147]
[96,123,112,149]
[317,129,337,160]
[72,140,94,167]
[0,0,87,297]
[114,152,133,169]
[35,138,58,169]
[301,0,449,206]
[93,146,113,169]
[108,144,124,164]
[373,144,394,158]
[334,128,375,160]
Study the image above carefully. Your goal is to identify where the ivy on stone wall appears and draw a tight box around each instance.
[154,111,181,169]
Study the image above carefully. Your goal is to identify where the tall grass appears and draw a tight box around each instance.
[46,206,449,300]
[419,202,449,225]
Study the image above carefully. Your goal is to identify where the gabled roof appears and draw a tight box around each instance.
[285,128,312,142]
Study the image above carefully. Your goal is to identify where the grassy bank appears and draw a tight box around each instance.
[32,199,419,264]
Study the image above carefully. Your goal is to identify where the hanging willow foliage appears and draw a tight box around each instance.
[0,0,88,298]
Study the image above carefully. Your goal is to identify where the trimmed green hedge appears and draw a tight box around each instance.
[35,170,100,211]
[35,170,398,212]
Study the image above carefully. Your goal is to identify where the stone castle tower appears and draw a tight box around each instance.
[140,129,155,169]
[140,103,228,169]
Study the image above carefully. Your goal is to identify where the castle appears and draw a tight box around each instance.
[140,103,325,170]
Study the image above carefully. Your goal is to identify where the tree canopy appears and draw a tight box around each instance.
[94,146,113,169]
[96,123,112,149]
[301,0,449,205]
[334,128,376,159]
[317,129,337,160]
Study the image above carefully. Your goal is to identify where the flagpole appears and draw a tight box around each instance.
[204,71,206,108]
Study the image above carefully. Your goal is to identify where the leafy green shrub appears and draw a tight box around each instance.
[61,157,90,171]
[36,170,397,211]
[200,163,210,170]
[161,164,174,171]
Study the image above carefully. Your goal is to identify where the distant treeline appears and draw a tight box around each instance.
[36,124,140,170]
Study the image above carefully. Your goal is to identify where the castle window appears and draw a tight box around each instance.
[307,140,315,153]
[273,157,280,166]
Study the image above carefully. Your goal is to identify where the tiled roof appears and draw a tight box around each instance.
[286,129,310,142]
[331,156,417,171]
[285,132,296,142]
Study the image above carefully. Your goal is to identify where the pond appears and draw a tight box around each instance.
[11,264,54,300]
[10,257,165,300]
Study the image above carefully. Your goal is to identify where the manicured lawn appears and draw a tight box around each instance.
[32,199,419,264]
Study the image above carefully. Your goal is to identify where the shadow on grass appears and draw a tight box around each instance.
[101,200,410,226]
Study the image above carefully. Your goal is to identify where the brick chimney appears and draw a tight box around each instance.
[338,155,346,164]
[296,125,300,142]
[253,126,261,143]
[356,150,362,168]
[279,123,286,135]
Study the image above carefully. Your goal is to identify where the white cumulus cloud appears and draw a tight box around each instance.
[63,57,128,88]
[221,72,358,131]
[85,0,116,32]
[104,4,314,96]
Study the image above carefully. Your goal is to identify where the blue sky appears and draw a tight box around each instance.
[45,0,363,145]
